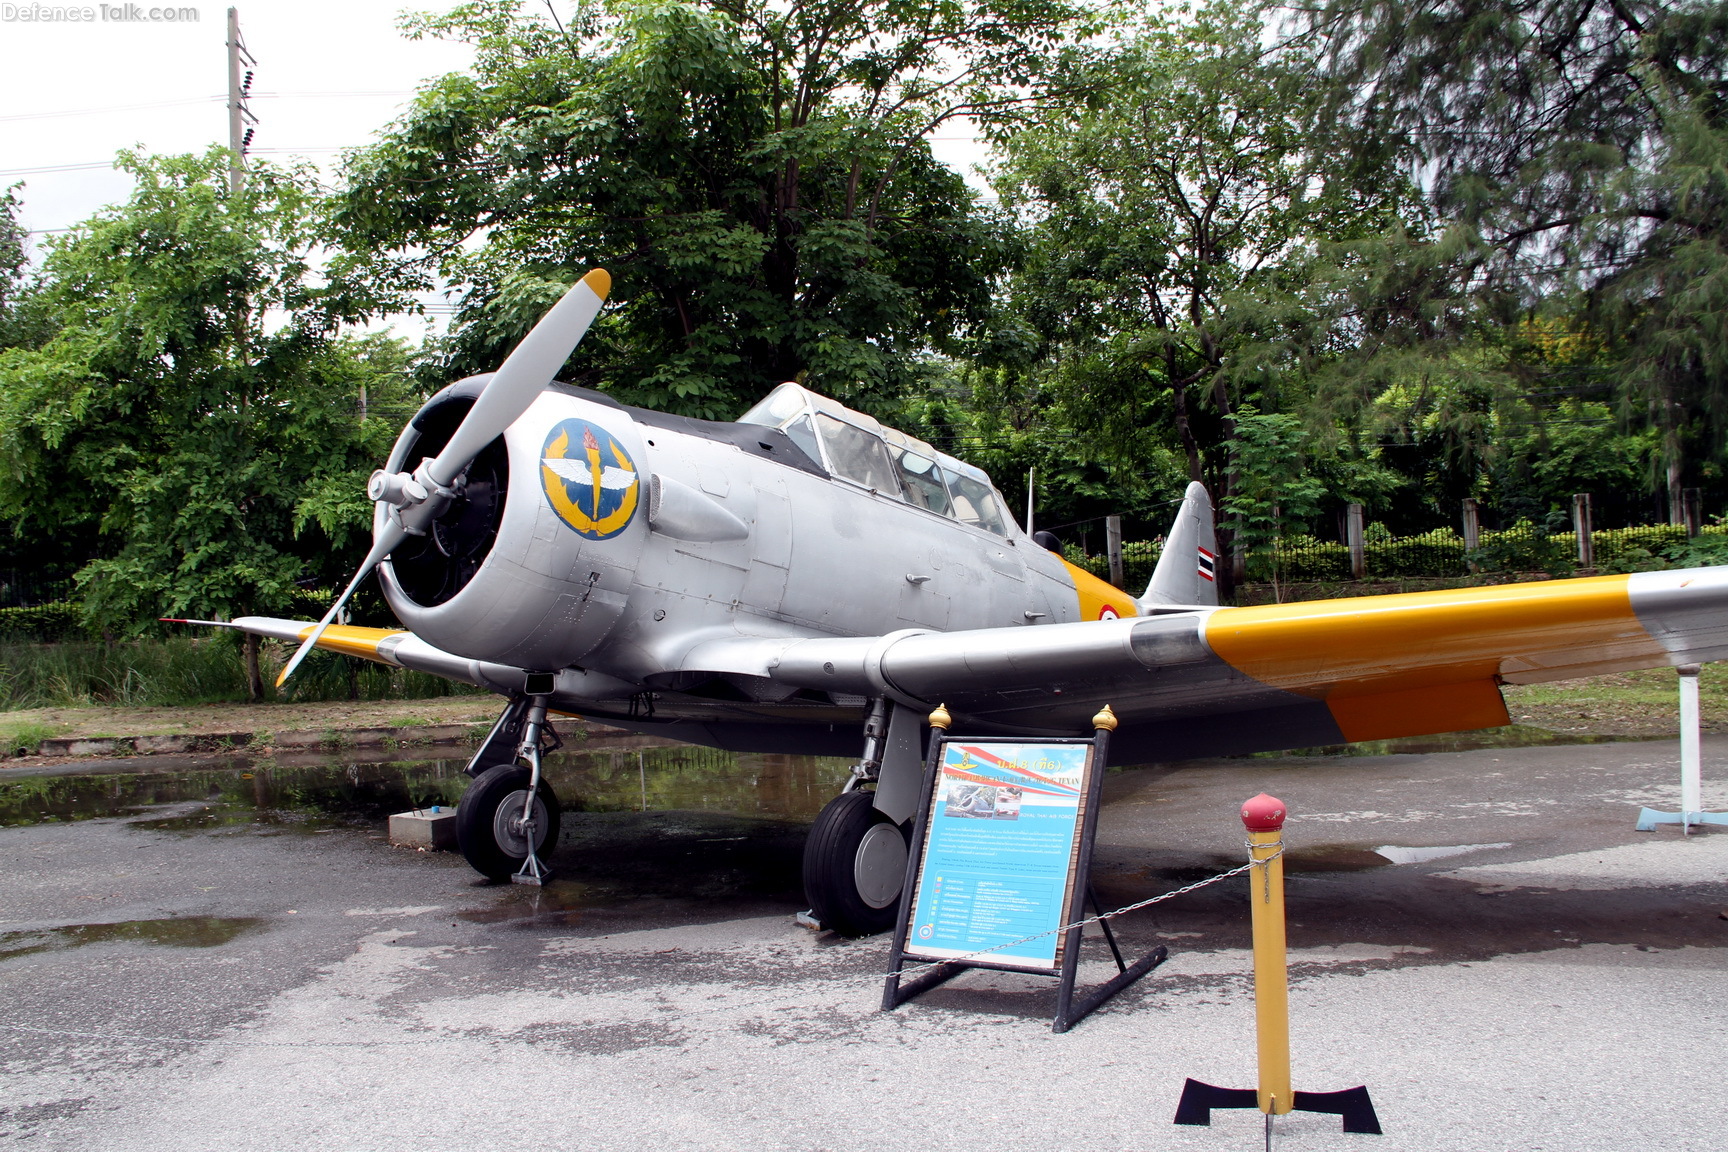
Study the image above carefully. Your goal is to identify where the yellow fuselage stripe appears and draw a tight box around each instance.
[1058,557,1138,621]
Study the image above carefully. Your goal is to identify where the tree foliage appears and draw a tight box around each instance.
[1299,0,1728,508]
[966,0,1416,568]
[0,151,419,637]
[0,185,50,356]
[337,0,1083,419]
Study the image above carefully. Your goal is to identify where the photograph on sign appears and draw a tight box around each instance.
[902,740,1094,971]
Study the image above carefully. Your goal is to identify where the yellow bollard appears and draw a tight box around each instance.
[1174,792,1378,1133]
[1241,792,1291,1116]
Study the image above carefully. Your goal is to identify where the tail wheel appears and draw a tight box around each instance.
[456,762,562,881]
[803,790,910,937]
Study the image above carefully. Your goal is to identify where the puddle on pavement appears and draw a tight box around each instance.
[0,915,267,960]
[1283,844,1396,871]
[1272,725,1638,758]
[1375,842,1513,865]
[0,742,855,916]
[0,741,855,832]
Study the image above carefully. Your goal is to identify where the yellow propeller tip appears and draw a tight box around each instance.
[582,268,611,300]
[274,669,291,688]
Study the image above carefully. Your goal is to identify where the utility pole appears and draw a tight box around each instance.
[227,7,263,698]
[226,8,257,194]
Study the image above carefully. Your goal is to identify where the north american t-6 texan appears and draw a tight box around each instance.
[190,270,1728,935]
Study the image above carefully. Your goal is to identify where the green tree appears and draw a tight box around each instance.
[1222,405,1327,595]
[0,150,419,695]
[337,0,1081,419]
[983,0,1416,582]
[1299,0,1728,519]
[0,185,48,355]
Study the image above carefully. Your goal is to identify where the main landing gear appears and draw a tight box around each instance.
[803,699,926,936]
[456,694,562,883]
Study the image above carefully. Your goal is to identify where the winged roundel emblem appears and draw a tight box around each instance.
[539,418,641,540]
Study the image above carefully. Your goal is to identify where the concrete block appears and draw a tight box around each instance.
[272,729,331,748]
[41,737,131,757]
[401,724,479,744]
[389,808,458,850]
[134,734,193,754]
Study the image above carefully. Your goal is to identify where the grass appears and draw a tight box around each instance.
[0,717,68,756]
[1503,666,1728,736]
[0,636,482,711]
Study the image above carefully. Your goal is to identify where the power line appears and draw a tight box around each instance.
[0,90,415,124]
[0,161,120,177]
[0,96,225,123]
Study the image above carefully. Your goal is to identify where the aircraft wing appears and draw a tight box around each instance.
[195,566,1727,764]
[722,567,1728,761]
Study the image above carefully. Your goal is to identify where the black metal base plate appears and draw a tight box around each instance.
[1173,1078,1381,1134]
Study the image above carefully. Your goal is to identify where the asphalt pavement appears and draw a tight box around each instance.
[2,734,1725,1151]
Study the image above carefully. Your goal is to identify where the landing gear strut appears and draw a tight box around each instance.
[456,694,562,882]
[803,698,923,936]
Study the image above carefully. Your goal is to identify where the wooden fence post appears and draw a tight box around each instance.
[1106,515,1124,589]
[1346,504,1366,580]
[1573,494,1594,571]
[1462,498,1481,574]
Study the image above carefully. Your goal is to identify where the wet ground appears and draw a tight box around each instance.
[1,728,1724,1150]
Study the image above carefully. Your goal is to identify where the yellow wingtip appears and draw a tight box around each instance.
[274,667,291,688]
[583,268,611,300]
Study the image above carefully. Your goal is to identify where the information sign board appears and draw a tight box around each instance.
[901,739,1096,972]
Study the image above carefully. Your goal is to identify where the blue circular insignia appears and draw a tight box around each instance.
[539,418,641,540]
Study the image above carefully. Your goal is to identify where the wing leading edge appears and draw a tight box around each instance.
[749,566,1728,760]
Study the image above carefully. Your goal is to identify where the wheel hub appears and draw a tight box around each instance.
[854,822,908,909]
[492,789,550,857]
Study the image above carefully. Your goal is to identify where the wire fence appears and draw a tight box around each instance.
[1066,521,1728,589]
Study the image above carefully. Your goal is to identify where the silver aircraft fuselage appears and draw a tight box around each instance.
[367,379,1118,755]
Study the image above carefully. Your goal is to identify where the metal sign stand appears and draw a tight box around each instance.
[881,705,1168,1033]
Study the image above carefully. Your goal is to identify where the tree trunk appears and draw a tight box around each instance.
[244,632,264,702]
[1168,359,1204,483]
[1663,391,1686,525]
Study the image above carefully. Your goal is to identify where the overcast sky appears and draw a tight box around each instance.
[2,2,990,244]
[1,2,478,241]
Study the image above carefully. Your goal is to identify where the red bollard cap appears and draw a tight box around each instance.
[1240,793,1287,831]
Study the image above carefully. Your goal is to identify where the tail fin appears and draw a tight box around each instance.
[1139,481,1219,609]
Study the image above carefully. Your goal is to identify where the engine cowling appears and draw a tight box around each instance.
[377,377,648,671]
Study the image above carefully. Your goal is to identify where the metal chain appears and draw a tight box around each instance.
[888,846,1283,984]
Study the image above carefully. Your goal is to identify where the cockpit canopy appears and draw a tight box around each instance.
[738,382,1013,537]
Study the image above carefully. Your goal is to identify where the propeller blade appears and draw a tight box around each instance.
[279,268,610,689]
[273,524,404,688]
[428,268,611,487]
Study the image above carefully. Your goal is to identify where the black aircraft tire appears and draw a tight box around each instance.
[456,763,562,881]
[804,790,909,937]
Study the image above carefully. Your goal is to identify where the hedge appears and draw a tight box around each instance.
[0,602,88,642]
[1065,522,1728,588]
